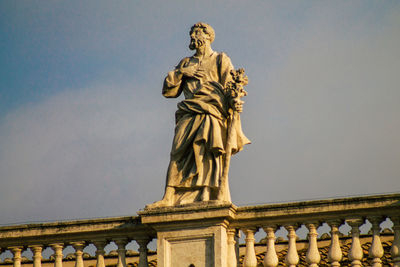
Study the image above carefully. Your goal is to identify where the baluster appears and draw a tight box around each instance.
[50,243,63,267]
[235,230,240,265]
[391,216,400,267]
[306,223,321,267]
[10,246,23,267]
[369,217,384,267]
[285,225,299,267]
[30,245,42,267]
[136,238,150,267]
[263,226,278,267]
[115,238,128,267]
[347,219,364,267]
[327,220,342,267]
[93,240,107,267]
[71,242,85,267]
[243,228,258,267]
[227,229,237,267]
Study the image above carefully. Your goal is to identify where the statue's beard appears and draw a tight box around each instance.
[189,37,206,50]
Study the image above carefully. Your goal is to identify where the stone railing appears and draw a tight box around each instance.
[0,193,399,267]
[230,193,400,267]
[0,216,156,267]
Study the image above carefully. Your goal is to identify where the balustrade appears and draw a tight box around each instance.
[231,193,400,267]
[0,193,399,267]
[285,225,299,267]
[136,238,150,267]
[49,243,63,267]
[305,223,320,267]
[327,220,342,267]
[30,245,42,267]
[227,229,237,267]
[234,214,397,266]
[2,240,153,267]
[115,238,128,267]
[10,246,22,267]
[92,240,106,267]
[71,241,85,267]
[263,226,278,267]
[347,218,364,267]
[0,216,154,267]
[243,228,258,267]
[392,216,400,267]
[369,216,384,267]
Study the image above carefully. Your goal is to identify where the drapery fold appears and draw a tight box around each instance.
[162,52,250,204]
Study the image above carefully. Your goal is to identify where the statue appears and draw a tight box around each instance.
[147,22,250,208]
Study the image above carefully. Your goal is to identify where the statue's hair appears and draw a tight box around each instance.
[190,22,215,43]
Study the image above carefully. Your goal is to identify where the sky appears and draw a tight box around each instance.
[0,1,399,226]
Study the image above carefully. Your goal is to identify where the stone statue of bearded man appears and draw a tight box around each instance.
[148,22,250,208]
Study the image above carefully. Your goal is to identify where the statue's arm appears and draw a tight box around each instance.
[218,53,239,112]
[162,58,188,98]
[219,53,235,88]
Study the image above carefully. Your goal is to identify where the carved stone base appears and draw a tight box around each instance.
[139,202,237,267]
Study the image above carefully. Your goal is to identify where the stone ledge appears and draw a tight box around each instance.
[232,193,400,227]
[139,202,237,225]
[0,216,155,247]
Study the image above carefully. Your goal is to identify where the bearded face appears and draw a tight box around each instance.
[189,27,209,50]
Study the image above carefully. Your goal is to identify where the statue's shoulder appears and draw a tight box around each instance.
[215,51,232,62]
[214,52,233,69]
[176,57,191,68]
[217,51,230,57]
[181,57,191,63]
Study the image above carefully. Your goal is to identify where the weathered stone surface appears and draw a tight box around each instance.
[148,22,250,208]
[0,216,154,247]
[140,203,237,267]
[140,202,236,225]
[0,193,399,267]
[231,193,400,228]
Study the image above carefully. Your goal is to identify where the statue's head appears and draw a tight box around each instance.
[189,22,215,50]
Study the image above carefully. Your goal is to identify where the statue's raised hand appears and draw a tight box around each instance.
[231,98,244,113]
[179,65,206,80]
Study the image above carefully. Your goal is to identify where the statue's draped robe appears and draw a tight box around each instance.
[162,52,250,204]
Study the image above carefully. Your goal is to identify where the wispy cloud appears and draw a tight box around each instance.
[0,80,174,224]
[231,3,400,204]
[0,1,399,224]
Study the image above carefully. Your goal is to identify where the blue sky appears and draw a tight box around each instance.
[0,1,399,225]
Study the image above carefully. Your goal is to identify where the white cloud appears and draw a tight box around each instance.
[0,80,175,224]
[230,3,400,204]
[1,1,400,224]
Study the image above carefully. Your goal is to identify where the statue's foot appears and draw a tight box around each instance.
[145,199,173,209]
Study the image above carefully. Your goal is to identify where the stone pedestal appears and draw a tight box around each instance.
[140,203,237,267]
